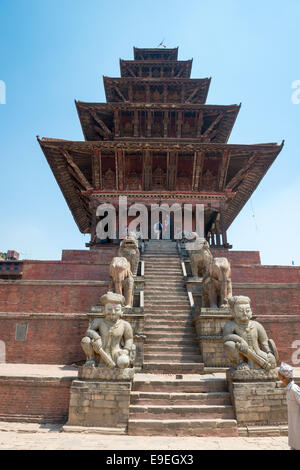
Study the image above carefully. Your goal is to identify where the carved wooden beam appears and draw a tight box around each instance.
[126,64,136,77]
[94,125,107,139]
[167,151,178,190]
[133,109,139,137]
[146,110,152,138]
[114,109,120,137]
[193,151,204,190]
[60,149,92,191]
[202,112,224,139]
[115,149,125,190]
[143,149,152,190]
[163,83,168,103]
[90,111,112,137]
[196,111,204,138]
[176,111,183,138]
[181,83,186,103]
[218,150,231,191]
[92,149,102,189]
[113,85,127,102]
[226,153,258,191]
[163,110,169,138]
[185,86,201,103]
[146,84,150,103]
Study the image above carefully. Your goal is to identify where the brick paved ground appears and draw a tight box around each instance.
[0,422,290,450]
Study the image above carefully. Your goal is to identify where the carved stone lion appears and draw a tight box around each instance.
[185,233,212,279]
[109,257,134,307]
[118,232,140,276]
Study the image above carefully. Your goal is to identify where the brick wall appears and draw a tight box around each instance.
[233,284,300,315]
[22,261,110,281]
[231,266,300,283]
[0,314,87,364]
[0,281,108,313]
[0,376,74,423]
[211,250,261,265]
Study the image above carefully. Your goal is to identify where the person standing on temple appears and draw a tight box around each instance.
[278,362,300,450]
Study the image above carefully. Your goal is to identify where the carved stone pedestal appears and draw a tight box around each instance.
[194,307,232,367]
[64,367,134,433]
[226,369,287,427]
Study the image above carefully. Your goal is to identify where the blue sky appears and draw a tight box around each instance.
[0,0,299,265]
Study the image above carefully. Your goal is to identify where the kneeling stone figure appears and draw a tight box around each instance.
[81,292,135,369]
[223,295,278,371]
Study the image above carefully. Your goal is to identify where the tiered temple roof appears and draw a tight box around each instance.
[39,47,283,246]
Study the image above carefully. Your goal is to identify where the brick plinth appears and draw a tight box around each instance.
[227,371,287,426]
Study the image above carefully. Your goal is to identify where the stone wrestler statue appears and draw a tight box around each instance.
[223,295,278,371]
[81,292,135,369]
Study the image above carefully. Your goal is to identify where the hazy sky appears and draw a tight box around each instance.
[0,0,299,265]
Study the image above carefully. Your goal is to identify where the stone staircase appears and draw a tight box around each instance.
[128,240,238,436]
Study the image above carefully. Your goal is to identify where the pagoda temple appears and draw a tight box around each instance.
[1,48,299,435]
[39,47,283,247]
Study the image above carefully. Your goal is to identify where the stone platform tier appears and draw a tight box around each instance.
[128,373,238,437]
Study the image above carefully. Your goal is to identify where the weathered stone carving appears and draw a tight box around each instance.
[81,292,136,369]
[186,233,232,307]
[118,232,140,276]
[202,256,232,308]
[186,234,212,278]
[109,256,134,307]
[223,295,278,371]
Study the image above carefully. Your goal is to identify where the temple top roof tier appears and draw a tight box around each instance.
[133,47,179,61]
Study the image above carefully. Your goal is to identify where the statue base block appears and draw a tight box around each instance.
[66,371,133,428]
[78,366,135,381]
[226,368,287,427]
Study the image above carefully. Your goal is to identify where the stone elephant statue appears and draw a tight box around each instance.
[109,257,134,307]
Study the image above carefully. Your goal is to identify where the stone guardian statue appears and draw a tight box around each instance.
[81,292,136,369]
[223,295,278,371]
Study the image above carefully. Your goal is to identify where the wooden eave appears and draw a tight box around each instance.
[120,59,192,78]
[38,137,283,233]
[103,77,211,104]
[75,100,240,143]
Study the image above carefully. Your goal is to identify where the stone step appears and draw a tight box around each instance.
[145,339,199,347]
[145,268,182,272]
[144,303,189,308]
[144,313,192,319]
[127,419,238,437]
[143,354,202,362]
[144,320,193,327]
[144,282,187,295]
[145,332,196,340]
[133,378,228,393]
[144,343,200,354]
[144,327,195,335]
[130,391,231,406]
[142,362,204,373]
[129,404,235,420]
[144,299,190,305]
